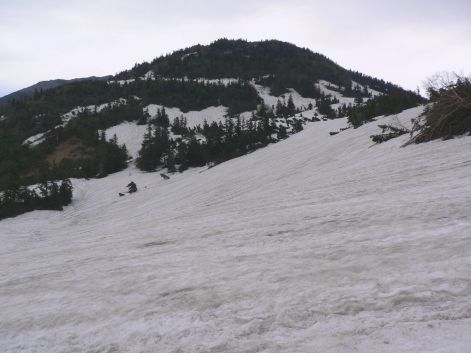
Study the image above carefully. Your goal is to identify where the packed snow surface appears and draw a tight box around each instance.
[250,82,316,110]
[105,122,148,159]
[145,104,229,128]
[1,106,471,353]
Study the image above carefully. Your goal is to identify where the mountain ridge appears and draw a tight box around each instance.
[0,75,111,108]
[117,38,411,97]
[0,38,424,205]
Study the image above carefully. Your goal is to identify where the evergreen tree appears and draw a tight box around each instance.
[277,125,287,139]
[136,125,158,171]
[287,95,296,116]
[59,179,73,205]
[160,107,170,128]
[127,181,137,193]
[136,125,170,171]
[138,109,150,125]
[275,100,284,118]
[292,119,304,133]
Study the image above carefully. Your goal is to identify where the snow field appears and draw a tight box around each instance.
[105,122,148,158]
[145,104,230,129]
[1,106,471,352]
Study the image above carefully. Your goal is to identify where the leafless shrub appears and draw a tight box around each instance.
[411,72,471,143]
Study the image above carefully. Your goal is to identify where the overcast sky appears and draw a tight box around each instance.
[1,0,470,97]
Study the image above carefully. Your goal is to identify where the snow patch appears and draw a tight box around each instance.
[317,80,342,98]
[105,122,148,159]
[250,82,318,112]
[61,98,127,124]
[22,99,129,148]
[145,104,229,128]
[142,71,155,80]
[108,79,136,86]
[155,76,240,86]
[352,80,382,97]
[181,51,198,61]
[22,131,48,146]
[317,80,378,110]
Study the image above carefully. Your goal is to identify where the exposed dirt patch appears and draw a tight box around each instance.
[46,138,94,165]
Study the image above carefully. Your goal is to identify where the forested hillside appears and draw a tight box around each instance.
[0,39,425,218]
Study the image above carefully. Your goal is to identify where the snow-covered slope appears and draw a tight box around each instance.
[251,82,317,111]
[21,78,379,149]
[23,98,129,147]
[1,106,471,353]
[61,98,127,125]
[146,104,229,128]
[105,122,148,158]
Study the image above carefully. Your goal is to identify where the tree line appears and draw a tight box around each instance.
[136,98,307,172]
[0,179,73,220]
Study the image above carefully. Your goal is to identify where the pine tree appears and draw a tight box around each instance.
[59,179,73,205]
[275,100,284,118]
[127,181,137,193]
[160,107,170,128]
[287,95,296,116]
[172,117,181,134]
[137,125,159,171]
[277,125,287,139]
[138,109,150,125]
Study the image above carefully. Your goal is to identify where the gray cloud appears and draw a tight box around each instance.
[1,0,470,96]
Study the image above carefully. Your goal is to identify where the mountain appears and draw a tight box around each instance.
[118,38,406,97]
[0,75,111,108]
[1,105,470,352]
[0,39,424,208]
[1,39,470,352]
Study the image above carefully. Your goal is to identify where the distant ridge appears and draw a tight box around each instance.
[0,75,111,107]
